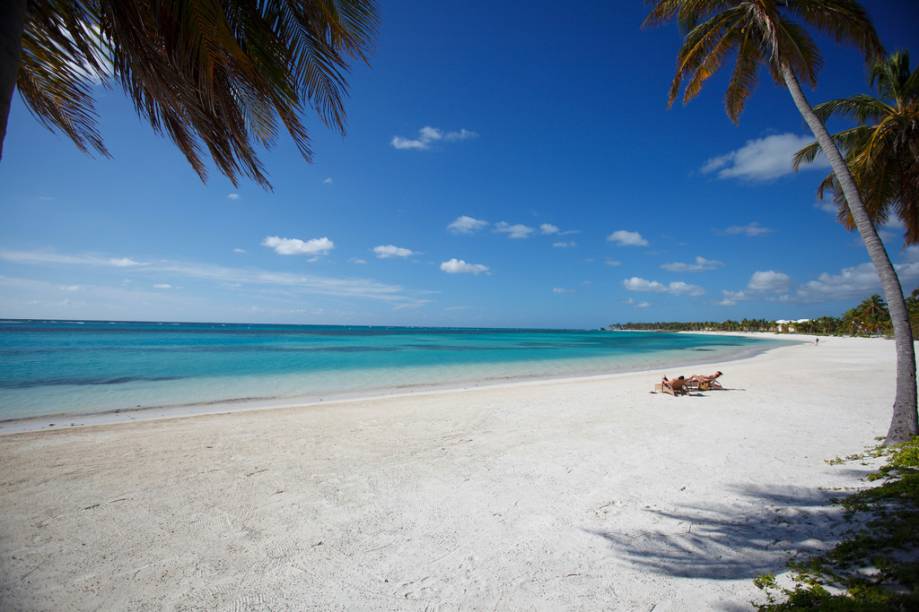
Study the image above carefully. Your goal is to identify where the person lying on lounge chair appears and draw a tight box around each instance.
[688,371,723,390]
[658,375,688,396]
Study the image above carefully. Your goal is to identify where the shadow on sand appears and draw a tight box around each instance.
[586,482,871,582]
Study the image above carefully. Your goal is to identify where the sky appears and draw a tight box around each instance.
[1,1,918,328]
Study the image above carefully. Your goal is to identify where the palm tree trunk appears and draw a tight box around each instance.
[782,63,918,445]
[0,0,27,160]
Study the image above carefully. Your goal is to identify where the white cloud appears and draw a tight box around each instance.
[373,244,415,259]
[440,258,490,275]
[719,270,791,305]
[0,251,144,268]
[448,215,488,234]
[718,290,747,306]
[701,133,830,181]
[723,222,772,237]
[607,230,648,247]
[392,300,431,311]
[552,241,577,248]
[625,298,651,309]
[391,126,478,150]
[541,223,579,237]
[661,256,724,272]
[748,270,791,293]
[262,235,334,256]
[233,248,247,254]
[153,283,172,289]
[111,257,142,267]
[815,200,838,214]
[623,277,704,296]
[604,258,622,267]
[323,177,333,185]
[349,257,368,265]
[227,193,240,200]
[797,263,881,301]
[552,287,575,294]
[494,221,534,239]
[444,128,478,142]
[0,249,427,305]
[391,138,426,151]
[667,281,706,296]
[796,251,919,302]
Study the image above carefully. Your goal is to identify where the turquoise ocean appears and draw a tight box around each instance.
[0,320,786,421]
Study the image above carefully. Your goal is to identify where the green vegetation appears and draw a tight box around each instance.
[794,51,919,245]
[613,290,919,338]
[753,437,919,610]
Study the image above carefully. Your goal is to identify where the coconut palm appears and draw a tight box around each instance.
[644,0,917,444]
[0,0,377,188]
[793,51,919,244]
[843,294,892,336]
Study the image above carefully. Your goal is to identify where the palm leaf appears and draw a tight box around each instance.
[793,125,870,170]
[812,94,893,123]
[724,29,762,122]
[785,0,883,62]
[16,0,377,189]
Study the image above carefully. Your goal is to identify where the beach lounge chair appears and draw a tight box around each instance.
[687,371,723,391]
[656,376,688,396]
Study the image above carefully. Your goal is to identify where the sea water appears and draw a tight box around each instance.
[0,320,787,420]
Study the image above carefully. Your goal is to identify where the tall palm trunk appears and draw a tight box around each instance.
[0,0,27,160]
[782,63,918,445]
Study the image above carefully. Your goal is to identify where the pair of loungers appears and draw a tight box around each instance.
[655,371,723,396]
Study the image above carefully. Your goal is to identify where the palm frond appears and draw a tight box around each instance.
[785,0,884,62]
[772,16,822,87]
[793,126,870,170]
[16,0,377,189]
[812,94,893,123]
[901,55,919,101]
[682,18,744,103]
[724,29,762,122]
[666,6,746,107]
[18,0,109,156]
[642,0,732,30]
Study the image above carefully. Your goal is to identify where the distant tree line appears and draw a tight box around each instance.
[612,290,919,338]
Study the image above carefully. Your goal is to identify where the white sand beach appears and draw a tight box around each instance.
[0,335,910,610]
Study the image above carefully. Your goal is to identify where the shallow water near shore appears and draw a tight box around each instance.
[0,320,788,420]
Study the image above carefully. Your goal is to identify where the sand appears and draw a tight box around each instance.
[0,335,910,610]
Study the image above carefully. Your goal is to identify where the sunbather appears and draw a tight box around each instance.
[660,375,688,396]
[688,371,723,390]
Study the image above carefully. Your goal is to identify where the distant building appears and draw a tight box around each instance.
[775,318,811,333]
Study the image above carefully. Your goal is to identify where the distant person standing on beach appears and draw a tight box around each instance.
[816,337,819,346]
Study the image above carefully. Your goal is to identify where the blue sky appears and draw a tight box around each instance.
[1,1,918,328]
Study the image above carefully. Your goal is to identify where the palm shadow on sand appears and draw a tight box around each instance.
[585,480,873,583]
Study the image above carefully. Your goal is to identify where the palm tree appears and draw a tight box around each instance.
[0,0,377,188]
[644,0,917,444]
[850,294,892,336]
[793,51,919,244]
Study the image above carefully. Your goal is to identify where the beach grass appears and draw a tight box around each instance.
[755,436,919,610]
